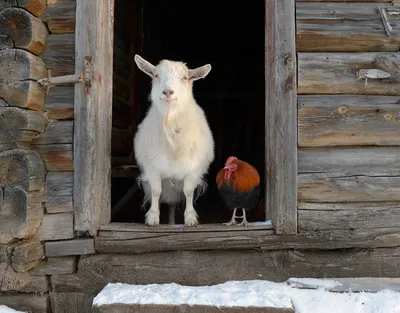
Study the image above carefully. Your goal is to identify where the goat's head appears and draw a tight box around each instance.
[134,54,211,113]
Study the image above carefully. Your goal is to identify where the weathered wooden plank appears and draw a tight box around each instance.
[0,294,49,313]
[96,226,400,254]
[0,8,49,54]
[0,149,45,191]
[32,120,73,145]
[45,239,95,257]
[93,304,294,313]
[298,175,400,202]
[298,202,400,231]
[298,53,400,95]
[19,275,49,292]
[298,95,400,146]
[51,247,400,293]
[0,49,46,109]
[296,3,400,52]
[11,239,44,272]
[374,54,400,82]
[0,107,47,152]
[44,86,74,120]
[30,256,76,275]
[50,292,94,313]
[74,0,114,235]
[41,0,76,34]
[32,143,73,171]
[42,34,74,76]
[37,213,74,241]
[265,0,297,234]
[44,171,73,213]
[298,147,400,176]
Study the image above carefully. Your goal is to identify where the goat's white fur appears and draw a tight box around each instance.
[133,55,214,227]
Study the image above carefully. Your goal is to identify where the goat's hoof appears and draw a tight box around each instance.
[145,212,160,226]
[184,214,198,227]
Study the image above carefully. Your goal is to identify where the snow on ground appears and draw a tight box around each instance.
[93,279,400,313]
[0,306,26,313]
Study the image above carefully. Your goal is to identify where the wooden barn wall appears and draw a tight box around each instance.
[296,0,400,235]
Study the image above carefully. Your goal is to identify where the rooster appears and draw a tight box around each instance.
[216,156,260,226]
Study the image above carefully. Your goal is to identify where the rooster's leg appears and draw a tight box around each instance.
[224,208,238,226]
[237,209,249,227]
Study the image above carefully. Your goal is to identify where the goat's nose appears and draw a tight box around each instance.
[162,89,174,96]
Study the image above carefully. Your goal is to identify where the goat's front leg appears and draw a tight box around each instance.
[145,176,162,226]
[183,176,199,227]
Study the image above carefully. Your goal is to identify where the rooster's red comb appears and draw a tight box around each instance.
[225,156,238,165]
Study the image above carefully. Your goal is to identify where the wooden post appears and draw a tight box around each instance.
[74,0,114,236]
[265,0,298,234]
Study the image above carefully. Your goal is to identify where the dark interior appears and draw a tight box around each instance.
[111,0,266,224]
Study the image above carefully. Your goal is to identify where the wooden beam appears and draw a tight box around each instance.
[50,292,94,313]
[32,120,73,145]
[265,0,297,234]
[43,86,74,120]
[41,0,76,34]
[74,0,114,235]
[44,172,73,213]
[45,239,95,257]
[0,294,49,313]
[36,213,74,241]
[30,256,76,275]
[42,34,75,76]
[11,239,44,272]
[32,143,73,171]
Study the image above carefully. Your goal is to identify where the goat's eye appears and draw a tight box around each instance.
[181,76,188,81]
[154,74,159,79]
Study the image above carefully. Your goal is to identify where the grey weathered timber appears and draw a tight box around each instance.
[11,239,44,272]
[36,213,74,241]
[298,53,400,95]
[0,8,48,54]
[0,0,46,16]
[42,34,75,76]
[45,239,95,257]
[44,86,74,120]
[30,256,76,275]
[41,0,76,34]
[298,202,400,231]
[298,147,400,176]
[50,292,94,313]
[32,143,73,171]
[374,54,400,81]
[298,175,400,202]
[0,262,30,291]
[51,247,400,293]
[297,3,400,52]
[32,120,73,145]
[0,49,46,109]
[19,275,49,292]
[93,304,294,313]
[0,294,49,313]
[44,172,73,213]
[298,95,400,146]
[0,107,47,152]
[265,0,297,234]
[74,0,114,235]
[95,227,400,254]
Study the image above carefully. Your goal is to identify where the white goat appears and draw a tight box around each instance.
[133,55,215,227]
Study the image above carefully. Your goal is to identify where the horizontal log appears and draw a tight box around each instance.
[0,49,46,109]
[0,8,49,54]
[32,143,73,171]
[0,149,45,191]
[50,292,94,313]
[42,34,74,76]
[297,3,400,52]
[19,275,49,293]
[298,175,400,202]
[44,86,74,120]
[0,294,49,313]
[298,202,400,232]
[0,107,47,152]
[51,247,400,293]
[41,0,76,34]
[298,53,400,95]
[112,127,133,157]
[36,212,74,241]
[11,239,44,272]
[32,120,73,145]
[30,256,76,275]
[0,0,46,17]
[44,171,73,213]
[298,147,400,176]
[45,239,95,257]
[298,95,400,146]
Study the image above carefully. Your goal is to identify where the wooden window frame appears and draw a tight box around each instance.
[73,0,297,237]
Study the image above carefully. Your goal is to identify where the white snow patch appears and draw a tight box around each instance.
[93,279,400,313]
[287,277,342,289]
[0,306,26,313]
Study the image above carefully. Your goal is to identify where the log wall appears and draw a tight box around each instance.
[1,0,400,312]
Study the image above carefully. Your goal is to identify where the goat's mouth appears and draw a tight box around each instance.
[162,97,177,103]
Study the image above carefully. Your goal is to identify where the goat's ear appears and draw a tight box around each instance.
[134,54,156,78]
[188,64,211,81]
